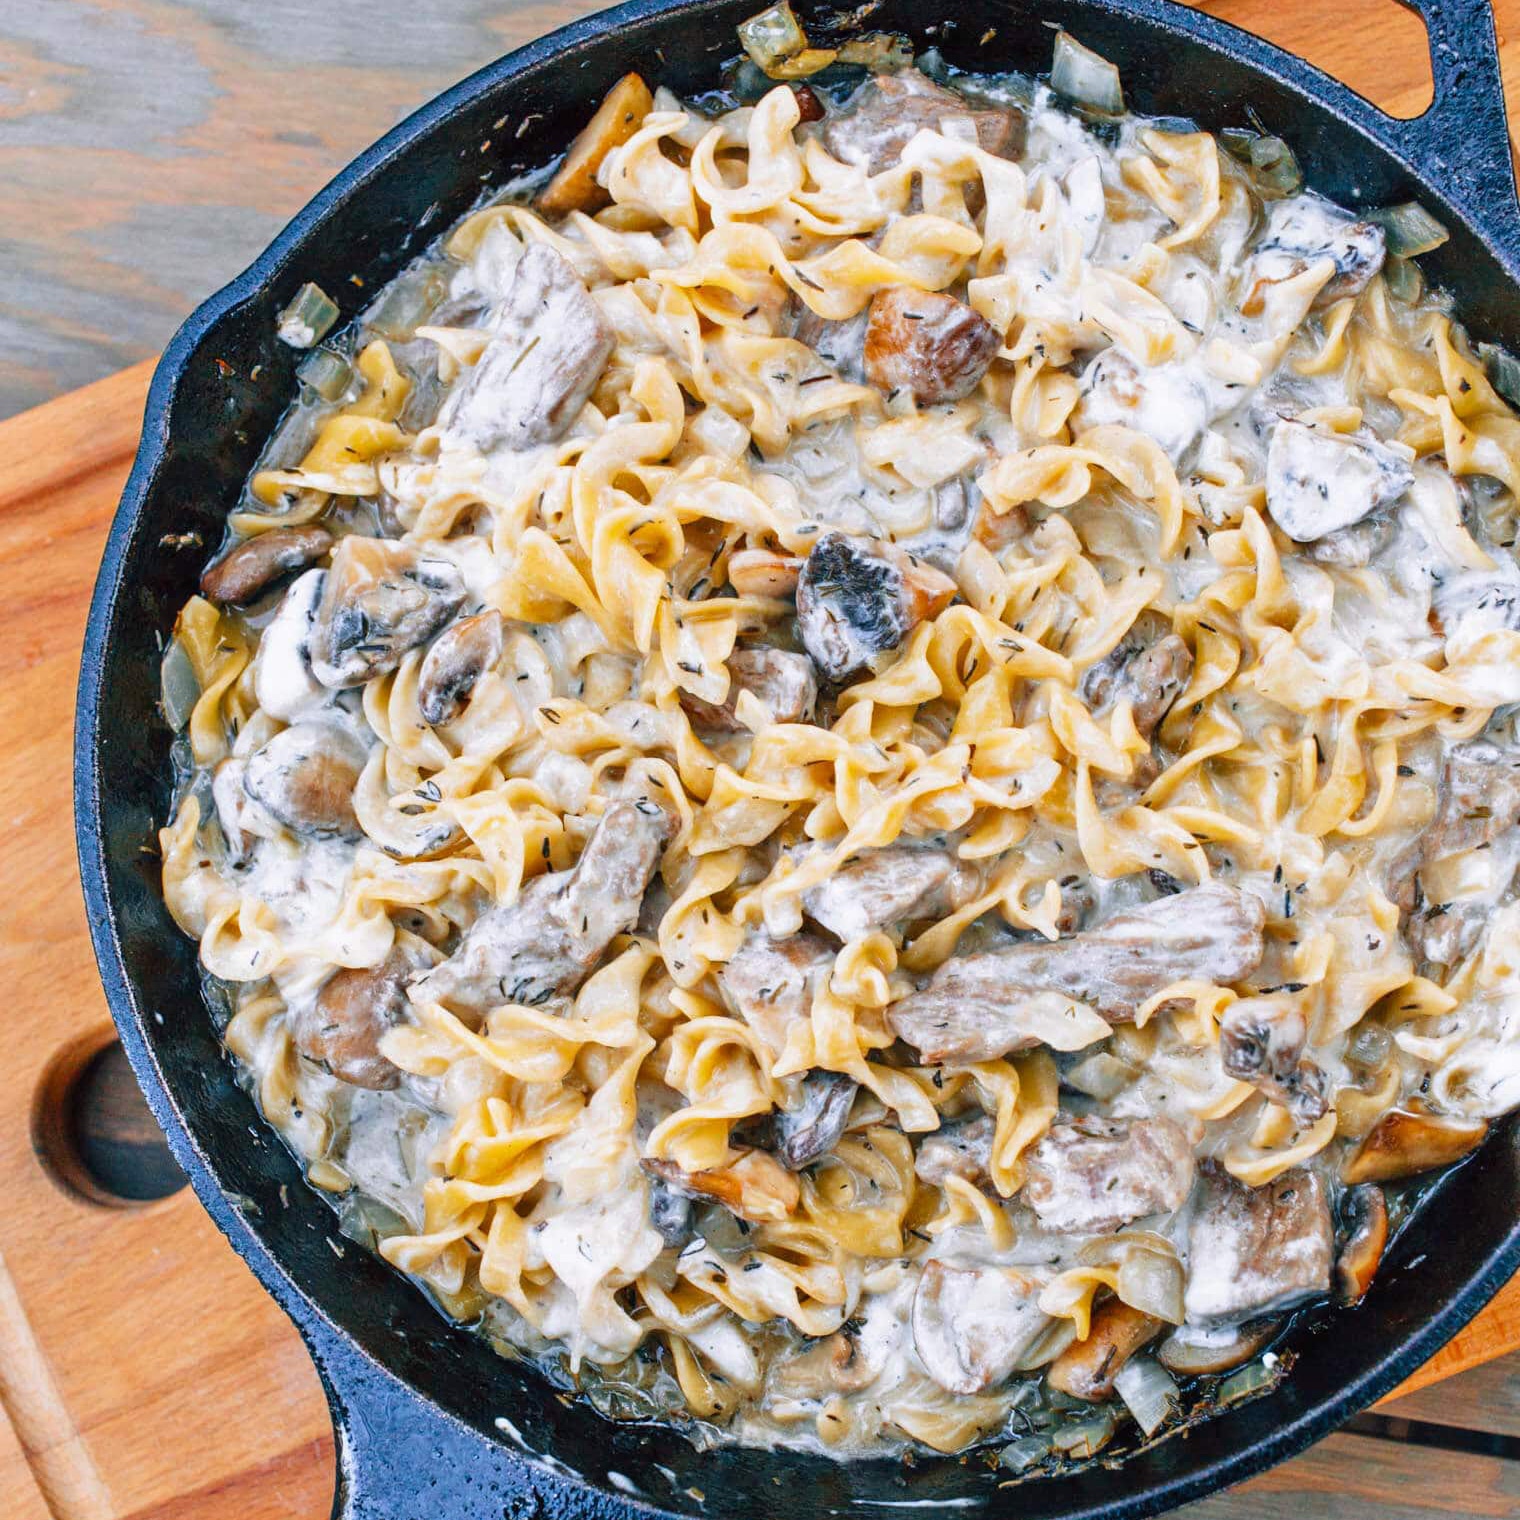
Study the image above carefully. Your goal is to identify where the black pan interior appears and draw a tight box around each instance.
[77,1,1520,1516]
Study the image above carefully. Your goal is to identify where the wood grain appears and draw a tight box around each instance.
[1,2,1519,1515]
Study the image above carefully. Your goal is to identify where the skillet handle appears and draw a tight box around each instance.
[1395,0,1520,258]
[304,1323,610,1519]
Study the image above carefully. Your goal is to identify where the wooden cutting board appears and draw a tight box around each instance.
[4,28,1520,1504]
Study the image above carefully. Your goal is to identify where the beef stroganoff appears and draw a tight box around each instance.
[159,16,1520,1466]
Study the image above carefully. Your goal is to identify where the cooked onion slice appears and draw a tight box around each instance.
[1051,31,1124,116]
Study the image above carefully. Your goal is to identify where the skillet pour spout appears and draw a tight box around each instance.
[75,0,1520,1515]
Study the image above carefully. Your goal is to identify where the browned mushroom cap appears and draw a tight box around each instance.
[770,1332,876,1398]
[1046,1298,1165,1401]
[1157,1319,1279,1377]
[199,526,333,606]
[1336,1183,1389,1305]
[640,1149,801,1224]
[290,946,413,1088]
[535,73,654,216]
[1342,1109,1488,1185]
[417,610,506,726]
[863,287,1001,406]
[243,721,369,839]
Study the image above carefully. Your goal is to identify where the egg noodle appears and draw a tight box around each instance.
[160,41,1520,1462]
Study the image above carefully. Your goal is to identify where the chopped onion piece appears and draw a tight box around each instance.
[765,48,839,80]
[160,637,200,732]
[1061,1050,1135,1100]
[1116,1246,1185,1325]
[1049,1405,1118,1459]
[1050,31,1124,116]
[1368,201,1449,258]
[362,263,450,341]
[738,2,808,72]
[1220,128,1302,194]
[997,1433,1050,1473]
[1384,256,1423,305]
[276,282,339,349]
[1218,1355,1281,1405]
[296,347,354,403]
[1114,1356,1179,1437]
[836,32,914,71]
[1481,342,1520,409]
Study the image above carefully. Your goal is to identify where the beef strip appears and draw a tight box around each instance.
[1023,1114,1195,1233]
[823,69,1025,175]
[1183,1164,1332,1325]
[1265,420,1413,543]
[446,243,614,452]
[802,844,980,941]
[795,532,956,681]
[412,800,669,1020]
[887,884,1266,1062]
[679,647,818,732]
[718,931,834,1063]
[911,1260,1047,1395]
[862,287,1001,406]
[1217,995,1329,1123]
[1080,610,1194,743]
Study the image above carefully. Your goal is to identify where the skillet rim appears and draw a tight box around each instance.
[73,0,1520,1514]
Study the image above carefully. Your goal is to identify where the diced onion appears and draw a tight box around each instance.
[836,32,914,71]
[1049,1405,1118,1459]
[1384,256,1424,305]
[1220,128,1302,194]
[1481,342,1520,409]
[1114,1355,1179,1437]
[997,1433,1050,1473]
[1346,1021,1393,1071]
[738,2,811,73]
[1218,1355,1281,1404]
[1050,31,1124,116]
[160,637,201,732]
[1368,201,1449,258]
[276,281,339,349]
[296,347,354,403]
[1116,1246,1185,1325]
[361,263,450,341]
[1061,1049,1136,1100]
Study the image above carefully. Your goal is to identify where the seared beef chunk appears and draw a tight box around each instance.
[718,931,834,1063]
[414,800,670,1020]
[1023,1115,1195,1234]
[803,845,979,941]
[824,69,1024,174]
[1182,1164,1332,1324]
[913,1113,996,1190]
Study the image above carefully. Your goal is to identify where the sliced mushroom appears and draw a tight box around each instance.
[1335,1183,1388,1305]
[646,1174,696,1247]
[718,931,834,1064]
[1023,1115,1195,1235]
[913,1112,996,1190]
[765,1070,858,1170]
[413,798,671,1020]
[446,244,615,452]
[1217,995,1328,1124]
[887,884,1266,1062]
[1157,1319,1279,1377]
[1341,1109,1488,1185]
[418,609,506,726]
[1265,420,1413,543]
[911,1260,1048,1395]
[1182,1164,1332,1326]
[640,1149,801,1224]
[795,532,956,681]
[253,568,327,721]
[1249,195,1385,311]
[1076,349,1211,464]
[726,548,802,600]
[802,844,980,941]
[309,536,466,689]
[290,945,416,1088]
[535,72,654,216]
[1046,1298,1165,1401]
[863,287,1001,406]
[679,647,818,732]
[199,526,333,607]
[242,720,370,840]
[1080,610,1194,744]
[824,69,1024,174]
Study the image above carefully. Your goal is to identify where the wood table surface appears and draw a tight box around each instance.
[4,1,1520,1517]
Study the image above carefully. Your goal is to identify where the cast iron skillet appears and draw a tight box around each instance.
[75,1,1520,1515]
